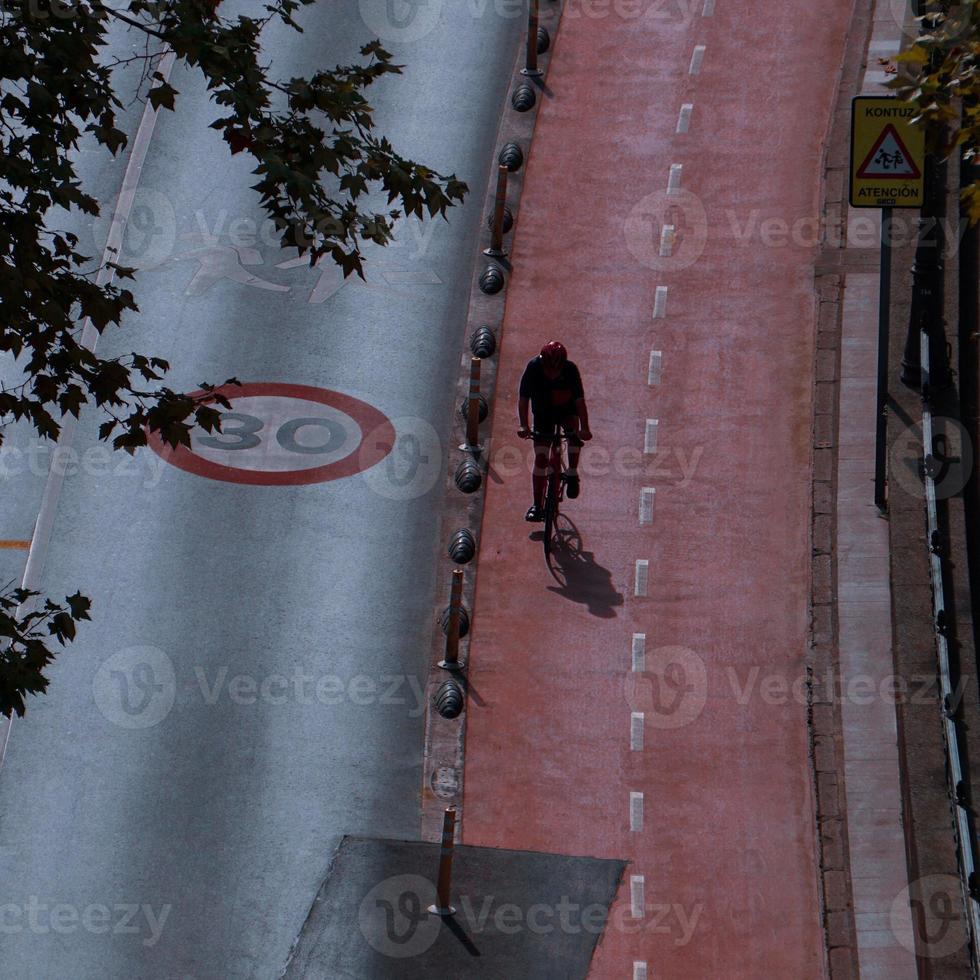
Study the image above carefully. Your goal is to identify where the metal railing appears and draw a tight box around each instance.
[920,326,980,974]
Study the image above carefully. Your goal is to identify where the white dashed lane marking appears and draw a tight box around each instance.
[644,419,659,454]
[630,876,645,918]
[630,791,644,831]
[639,487,655,525]
[632,633,646,672]
[677,103,693,133]
[648,350,662,385]
[634,559,649,597]
[630,712,644,751]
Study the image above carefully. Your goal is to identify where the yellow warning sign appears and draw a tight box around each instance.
[850,97,925,208]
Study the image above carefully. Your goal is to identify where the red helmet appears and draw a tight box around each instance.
[540,341,567,368]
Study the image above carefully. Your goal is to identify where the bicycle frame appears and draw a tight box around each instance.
[532,430,572,559]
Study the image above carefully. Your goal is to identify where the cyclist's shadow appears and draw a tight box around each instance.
[538,515,624,618]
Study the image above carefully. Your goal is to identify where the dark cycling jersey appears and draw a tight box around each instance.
[519,356,584,422]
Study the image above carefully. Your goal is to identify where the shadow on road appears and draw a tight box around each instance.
[441,915,482,957]
[540,515,624,618]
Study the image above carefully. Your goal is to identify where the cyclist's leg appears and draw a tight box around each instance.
[560,414,583,470]
[532,419,557,506]
[560,414,583,498]
[526,417,555,521]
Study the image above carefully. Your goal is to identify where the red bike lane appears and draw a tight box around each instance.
[460,1,854,976]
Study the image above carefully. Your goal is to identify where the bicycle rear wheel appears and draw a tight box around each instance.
[543,473,559,559]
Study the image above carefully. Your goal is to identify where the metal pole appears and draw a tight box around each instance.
[439,569,464,670]
[522,0,542,77]
[460,357,483,453]
[875,207,892,511]
[901,0,949,391]
[484,165,509,258]
[428,806,457,916]
[901,152,946,389]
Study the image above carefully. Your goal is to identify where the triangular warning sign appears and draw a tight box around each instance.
[857,124,922,179]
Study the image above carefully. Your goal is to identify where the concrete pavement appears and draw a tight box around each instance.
[0,3,521,977]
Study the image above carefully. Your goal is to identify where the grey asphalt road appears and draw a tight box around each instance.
[0,2,520,977]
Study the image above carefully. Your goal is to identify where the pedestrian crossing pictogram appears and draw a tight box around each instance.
[856,124,922,180]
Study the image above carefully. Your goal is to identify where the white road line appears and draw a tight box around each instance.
[644,418,659,454]
[632,633,646,672]
[639,487,655,525]
[630,712,644,750]
[677,102,693,133]
[630,875,645,918]
[648,350,662,385]
[653,285,667,319]
[659,224,674,257]
[634,962,649,980]
[690,45,706,74]
[0,52,177,777]
[630,791,644,831]
[667,163,683,196]
[634,559,649,597]
[702,0,715,15]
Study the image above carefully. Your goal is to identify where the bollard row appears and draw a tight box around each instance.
[432,3,553,754]
[424,0,557,893]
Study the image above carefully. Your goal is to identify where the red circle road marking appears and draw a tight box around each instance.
[147,382,396,486]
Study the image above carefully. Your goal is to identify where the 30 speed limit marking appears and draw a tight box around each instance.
[147,382,395,485]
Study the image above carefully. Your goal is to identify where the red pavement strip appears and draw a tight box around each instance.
[461,2,853,976]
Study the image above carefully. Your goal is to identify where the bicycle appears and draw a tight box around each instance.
[531,429,578,560]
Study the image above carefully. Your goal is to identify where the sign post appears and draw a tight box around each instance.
[850,97,925,511]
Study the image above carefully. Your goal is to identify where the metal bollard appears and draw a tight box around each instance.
[435,679,465,719]
[479,265,505,294]
[537,25,550,54]
[448,528,477,563]
[458,394,488,424]
[498,142,524,172]
[522,0,543,77]
[428,807,457,916]
[487,206,514,235]
[460,357,484,453]
[511,84,536,113]
[439,603,470,639]
[484,165,509,258]
[470,326,496,359]
[440,569,465,670]
[454,458,482,493]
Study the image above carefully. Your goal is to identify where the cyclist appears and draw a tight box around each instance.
[517,341,592,522]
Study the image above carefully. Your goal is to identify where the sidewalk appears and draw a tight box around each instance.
[458,1,854,976]
[830,13,918,977]
[813,2,980,976]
